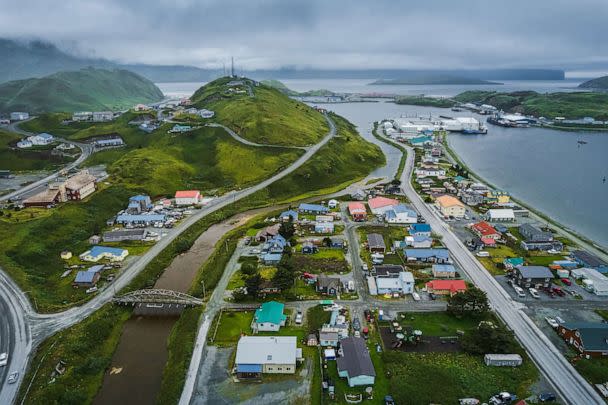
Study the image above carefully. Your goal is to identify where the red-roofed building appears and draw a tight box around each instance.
[348,202,367,221]
[481,237,497,247]
[470,221,501,240]
[175,190,202,206]
[425,279,467,296]
[368,196,399,215]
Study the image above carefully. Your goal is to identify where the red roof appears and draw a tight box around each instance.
[348,202,366,214]
[175,190,201,198]
[471,221,499,237]
[426,279,467,293]
[368,196,399,209]
[481,237,497,246]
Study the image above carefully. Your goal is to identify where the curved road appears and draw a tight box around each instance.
[0,113,336,404]
[206,122,310,150]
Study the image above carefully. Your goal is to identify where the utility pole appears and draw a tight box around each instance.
[231,57,235,78]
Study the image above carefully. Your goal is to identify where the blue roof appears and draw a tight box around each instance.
[38,132,54,139]
[405,248,449,259]
[74,271,97,283]
[130,195,150,202]
[330,310,339,326]
[87,265,105,273]
[89,246,127,257]
[433,264,456,273]
[236,364,263,373]
[410,223,431,233]
[280,210,298,219]
[263,253,282,261]
[299,203,329,212]
[116,213,166,223]
[412,235,432,243]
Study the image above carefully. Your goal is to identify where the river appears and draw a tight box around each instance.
[157,78,608,248]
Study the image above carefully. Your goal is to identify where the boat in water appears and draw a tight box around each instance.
[462,125,488,135]
[577,140,588,145]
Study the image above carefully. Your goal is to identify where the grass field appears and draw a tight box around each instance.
[0,129,77,172]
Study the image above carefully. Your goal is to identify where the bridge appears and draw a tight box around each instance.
[113,289,204,306]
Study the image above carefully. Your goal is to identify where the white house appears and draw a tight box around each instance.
[368,196,399,216]
[486,209,515,222]
[376,271,415,295]
[251,301,287,332]
[235,336,301,378]
[415,167,446,178]
[93,111,114,122]
[79,246,129,262]
[174,190,202,206]
[10,112,29,121]
[72,112,93,121]
[385,204,417,224]
[199,109,215,118]
[17,139,33,148]
[29,133,54,145]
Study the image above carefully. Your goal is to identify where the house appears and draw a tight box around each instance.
[92,111,113,122]
[307,334,319,346]
[415,167,446,178]
[72,111,93,121]
[425,279,467,296]
[486,209,515,222]
[23,188,62,207]
[93,137,124,148]
[484,354,523,367]
[557,323,608,358]
[64,170,96,200]
[279,210,298,222]
[435,195,466,218]
[301,241,318,254]
[127,195,153,213]
[134,104,150,111]
[572,268,608,296]
[174,190,202,205]
[571,250,608,273]
[351,189,367,201]
[314,222,334,234]
[329,237,345,249]
[251,301,287,332]
[403,235,433,249]
[319,331,339,347]
[298,203,329,214]
[30,133,54,145]
[328,199,339,209]
[410,223,431,237]
[470,221,501,240]
[368,196,399,215]
[256,224,281,242]
[348,202,367,222]
[169,124,192,133]
[88,235,101,244]
[72,270,101,288]
[459,190,484,206]
[519,224,563,251]
[262,253,282,265]
[79,246,129,262]
[486,190,511,205]
[404,249,450,264]
[512,265,553,289]
[10,112,29,121]
[199,109,215,118]
[116,213,166,226]
[102,229,147,242]
[235,336,300,378]
[432,264,457,278]
[263,234,288,254]
[503,257,524,270]
[385,204,417,224]
[376,271,414,295]
[337,337,376,387]
[16,139,33,148]
[317,276,341,295]
[259,280,282,295]
[324,348,337,361]
[367,233,386,253]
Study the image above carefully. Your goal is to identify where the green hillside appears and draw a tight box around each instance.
[454,90,608,120]
[0,67,164,113]
[579,75,608,90]
[0,129,77,172]
[191,77,329,147]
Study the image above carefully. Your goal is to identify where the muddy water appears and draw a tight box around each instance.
[94,208,275,405]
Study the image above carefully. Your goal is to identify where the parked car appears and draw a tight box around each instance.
[85,286,98,294]
[352,318,361,331]
[295,311,303,325]
[545,317,558,328]
[514,286,526,298]
[560,278,572,286]
[0,353,7,367]
[538,392,557,402]
[384,395,396,405]
[555,316,565,324]
[551,287,565,297]
[529,288,540,299]
[7,372,19,384]
[489,392,517,404]
[476,251,490,257]
[412,292,421,301]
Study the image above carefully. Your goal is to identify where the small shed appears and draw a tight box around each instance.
[307,334,319,346]
[484,354,523,367]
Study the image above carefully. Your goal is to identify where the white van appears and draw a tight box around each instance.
[476,251,490,258]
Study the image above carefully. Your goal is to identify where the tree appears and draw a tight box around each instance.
[461,322,516,355]
[323,236,332,247]
[391,179,401,186]
[447,287,490,317]
[241,262,258,276]
[245,272,262,298]
[273,258,296,290]
[279,219,295,239]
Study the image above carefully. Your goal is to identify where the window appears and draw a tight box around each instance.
[277,367,282,371]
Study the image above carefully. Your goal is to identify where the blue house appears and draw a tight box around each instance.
[410,223,431,237]
[572,250,608,273]
[128,195,152,212]
[263,234,288,254]
[337,337,376,387]
[301,241,318,254]
[80,246,129,262]
[279,210,298,222]
[432,264,457,278]
[262,253,282,265]
[298,203,329,214]
[404,248,450,264]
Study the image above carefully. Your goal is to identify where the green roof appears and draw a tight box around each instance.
[562,322,608,352]
[504,257,524,266]
[254,301,286,325]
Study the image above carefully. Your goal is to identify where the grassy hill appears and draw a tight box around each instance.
[579,75,608,90]
[261,79,336,97]
[454,90,608,120]
[191,77,329,147]
[0,129,77,172]
[0,68,164,113]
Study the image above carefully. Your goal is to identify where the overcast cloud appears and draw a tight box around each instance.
[1,0,607,70]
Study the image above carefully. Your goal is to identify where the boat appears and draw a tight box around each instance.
[577,140,588,145]
[462,125,488,135]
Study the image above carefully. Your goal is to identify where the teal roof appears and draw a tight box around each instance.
[410,135,432,144]
[254,301,286,325]
[504,257,524,266]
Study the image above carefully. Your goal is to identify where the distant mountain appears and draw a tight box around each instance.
[578,76,608,89]
[0,68,164,113]
[370,75,501,85]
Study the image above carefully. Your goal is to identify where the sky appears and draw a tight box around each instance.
[1,0,607,73]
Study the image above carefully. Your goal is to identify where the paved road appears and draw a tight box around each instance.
[0,113,336,404]
[206,123,309,150]
[398,144,603,405]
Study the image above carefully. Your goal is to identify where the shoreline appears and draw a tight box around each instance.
[441,132,608,258]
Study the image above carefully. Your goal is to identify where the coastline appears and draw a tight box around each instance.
[441,132,608,258]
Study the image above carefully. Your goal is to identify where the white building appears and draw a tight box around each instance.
[575,268,608,296]
[415,167,446,178]
[385,204,418,224]
[10,112,29,121]
[376,271,415,295]
[17,139,33,148]
[174,190,202,205]
[93,111,114,122]
[27,133,54,146]
[199,109,215,118]
[235,336,301,376]
[72,112,93,121]
[486,209,515,222]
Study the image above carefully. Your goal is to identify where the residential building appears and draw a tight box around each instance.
[503,257,524,270]
[259,280,282,295]
[348,202,367,221]
[94,137,124,148]
[199,109,215,118]
[410,223,431,237]
[235,336,300,378]
[512,265,553,289]
[486,190,511,205]
[175,190,202,205]
[403,235,432,249]
[16,139,33,148]
[301,241,318,254]
[573,268,608,296]
[10,112,29,121]
[384,204,417,224]
[484,354,523,367]
[23,188,63,207]
[116,213,166,226]
[279,210,298,222]
[319,332,339,347]
[571,250,608,273]
[314,222,334,234]
[79,246,129,262]
[329,237,345,249]
[367,233,386,253]
[317,276,341,295]
[519,223,563,252]
[262,253,282,265]
[368,196,399,215]
[435,195,466,218]
[415,167,446,178]
[307,334,319,346]
[256,224,281,242]
[298,203,329,214]
[404,248,450,264]
[102,229,147,242]
[425,279,467,296]
[169,124,192,133]
[470,221,501,240]
[29,133,54,145]
[72,111,93,121]
[328,199,339,209]
[557,323,608,358]
[92,111,113,122]
[127,195,152,213]
[374,264,405,277]
[337,337,376,387]
[72,270,101,288]
[251,301,287,332]
[486,209,515,222]
[459,190,484,206]
[376,271,414,295]
[432,264,457,278]
[64,170,96,200]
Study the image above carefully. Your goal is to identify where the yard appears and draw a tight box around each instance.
[476,244,519,276]
[209,310,255,346]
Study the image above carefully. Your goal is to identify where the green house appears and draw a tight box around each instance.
[251,301,287,333]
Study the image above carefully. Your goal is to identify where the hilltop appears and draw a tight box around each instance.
[578,75,608,90]
[261,79,336,97]
[191,77,330,147]
[0,68,164,113]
